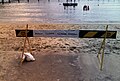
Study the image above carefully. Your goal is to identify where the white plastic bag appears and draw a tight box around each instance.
[23,53,35,61]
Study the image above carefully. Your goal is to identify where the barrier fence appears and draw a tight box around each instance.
[15,24,117,70]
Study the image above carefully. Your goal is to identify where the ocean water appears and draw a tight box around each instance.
[0,0,120,23]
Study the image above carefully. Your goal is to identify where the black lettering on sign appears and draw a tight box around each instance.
[57,33,67,35]
[68,33,77,35]
[45,33,55,35]
[35,33,43,35]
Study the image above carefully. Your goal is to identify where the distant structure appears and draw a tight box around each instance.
[83,5,90,11]
[63,0,78,9]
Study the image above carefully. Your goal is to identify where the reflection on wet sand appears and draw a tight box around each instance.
[0,0,120,23]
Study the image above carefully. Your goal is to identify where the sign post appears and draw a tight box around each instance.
[20,24,32,64]
[97,25,108,70]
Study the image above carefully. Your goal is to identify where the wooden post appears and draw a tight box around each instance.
[20,24,32,64]
[26,24,32,54]
[97,25,108,71]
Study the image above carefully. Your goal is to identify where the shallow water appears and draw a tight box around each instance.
[0,0,120,23]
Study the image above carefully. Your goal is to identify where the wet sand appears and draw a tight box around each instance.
[0,23,120,81]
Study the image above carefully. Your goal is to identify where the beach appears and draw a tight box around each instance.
[0,23,120,81]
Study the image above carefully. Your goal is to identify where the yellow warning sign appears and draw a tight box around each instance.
[101,32,116,38]
[17,31,29,37]
[83,32,97,37]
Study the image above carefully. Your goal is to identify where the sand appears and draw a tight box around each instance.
[0,23,120,81]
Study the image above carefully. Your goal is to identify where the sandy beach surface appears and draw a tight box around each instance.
[0,23,120,81]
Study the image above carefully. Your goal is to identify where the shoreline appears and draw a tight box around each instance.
[1,21,120,24]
